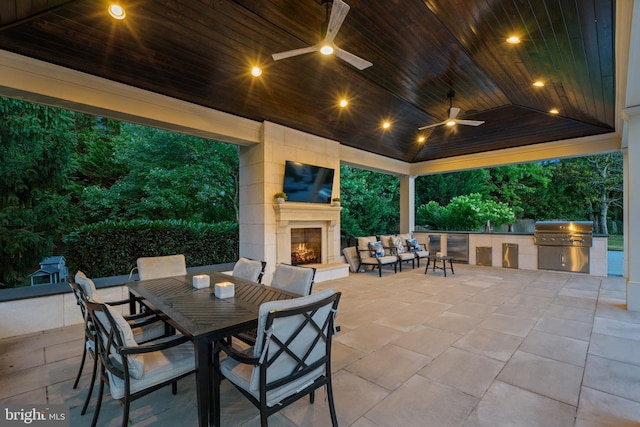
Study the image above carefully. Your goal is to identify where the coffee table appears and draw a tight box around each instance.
[424,255,455,277]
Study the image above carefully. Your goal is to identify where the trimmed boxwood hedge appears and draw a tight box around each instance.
[63,219,239,278]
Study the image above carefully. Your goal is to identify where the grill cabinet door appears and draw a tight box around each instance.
[538,246,589,273]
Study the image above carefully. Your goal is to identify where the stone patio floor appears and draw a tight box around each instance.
[1,262,639,426]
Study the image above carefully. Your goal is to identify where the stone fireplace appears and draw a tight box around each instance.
[274,203,342,266]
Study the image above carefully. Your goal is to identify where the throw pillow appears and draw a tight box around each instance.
[368,241,385,258]
[406,238,421,253]
[392,236,405,254]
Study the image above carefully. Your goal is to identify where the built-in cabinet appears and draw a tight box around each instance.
[414,231,607,277]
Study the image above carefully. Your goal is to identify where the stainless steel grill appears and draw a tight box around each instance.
[534,221,593,273]
[533,221,593,247]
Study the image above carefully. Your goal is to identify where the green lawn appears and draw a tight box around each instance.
[608,235,624,251]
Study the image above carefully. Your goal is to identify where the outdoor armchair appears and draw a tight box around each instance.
[398,233,430,267]
[86,299,195,427]
[217,289,341,427]
[381,235,416,271]
[356,236,398,277]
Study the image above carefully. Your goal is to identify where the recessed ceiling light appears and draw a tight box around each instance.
[506,36,520,44]
[108,4,126,20]
[382,121,391,129]
[549,108,559,114]
[418,136,425,143]
[533,81,545,87]
[339,99,348,108]
[251,66,262,77]
[320,45,334,55]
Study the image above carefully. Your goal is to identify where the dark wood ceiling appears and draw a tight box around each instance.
[0,0,615,163]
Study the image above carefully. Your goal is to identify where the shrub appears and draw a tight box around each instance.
[63,219,238,278]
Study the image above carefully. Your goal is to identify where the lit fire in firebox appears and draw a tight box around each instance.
[291,243,318,265]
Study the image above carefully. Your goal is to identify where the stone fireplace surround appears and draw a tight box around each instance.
[273,202,349,282]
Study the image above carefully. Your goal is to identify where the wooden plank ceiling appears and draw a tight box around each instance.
[0,0,615,163]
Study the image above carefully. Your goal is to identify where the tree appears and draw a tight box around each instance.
[415,169,490,207]
[0,97,77,285]
[339,166,400,241]
[487,163,552,219]
[547,154,623,234]
[417,193,515,231]
[79,123,239,223]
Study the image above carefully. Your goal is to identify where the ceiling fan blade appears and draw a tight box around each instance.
[323,0,350,44]
[456,119,485,126]
[334,46,373,70]
[448,107,460,120]
[272,45,319,61]
[418,121,447,130]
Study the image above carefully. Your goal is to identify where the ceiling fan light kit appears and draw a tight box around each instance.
[419,90,485,130]
[272,0,372,70]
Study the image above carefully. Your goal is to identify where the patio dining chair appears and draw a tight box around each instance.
[136,254,187,280]
[234,263,315,346]
[86,299,195,427]
[232,257,267,283]
[270,263,316,296]
[356,236,398,277]
[69,272,167,416]
[217,288,341,427]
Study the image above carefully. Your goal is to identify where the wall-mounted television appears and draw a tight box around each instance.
[283,160,335,203]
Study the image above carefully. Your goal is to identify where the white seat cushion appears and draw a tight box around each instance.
[107,340,195,400]
[137,254,187,280]
[232,257,263,282]
[271,264,314,296]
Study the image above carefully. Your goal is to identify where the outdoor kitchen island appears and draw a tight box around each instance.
[414,228,608,277]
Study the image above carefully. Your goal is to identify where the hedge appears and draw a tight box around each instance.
[63,219,238,278]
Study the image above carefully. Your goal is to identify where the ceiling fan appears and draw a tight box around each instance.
[419,90,485,130]
[272,0,372,70]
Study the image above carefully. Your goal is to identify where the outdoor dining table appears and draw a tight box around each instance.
[127,271,298,427]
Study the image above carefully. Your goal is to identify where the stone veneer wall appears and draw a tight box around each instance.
[238,121,341,284]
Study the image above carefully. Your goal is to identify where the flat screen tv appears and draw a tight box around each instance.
[283,161,334,203]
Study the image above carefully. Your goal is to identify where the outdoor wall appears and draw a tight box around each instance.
[238,121,341,284]
[0,286,129,340]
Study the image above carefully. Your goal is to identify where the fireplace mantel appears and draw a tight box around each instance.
[273,203,342,265]
[273,203,341,225]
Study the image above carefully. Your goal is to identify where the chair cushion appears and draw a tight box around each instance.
[271,264,314,296]
[368,241,385,258]
[131,320,166,343]
[379,235,393,255]
[397,233,412,243]
[105,305,145,380]
[107,340,195,400]
[137,254,187,280]
[232,257,263,282]
[75,271,104,303]
[357,236,377,252]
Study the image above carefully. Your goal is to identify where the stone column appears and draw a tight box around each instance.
[624,108,640,311]
[399,175,416,234]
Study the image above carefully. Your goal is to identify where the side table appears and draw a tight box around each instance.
[424,255,455,277]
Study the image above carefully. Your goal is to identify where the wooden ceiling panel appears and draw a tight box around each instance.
[0,0,615,163]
